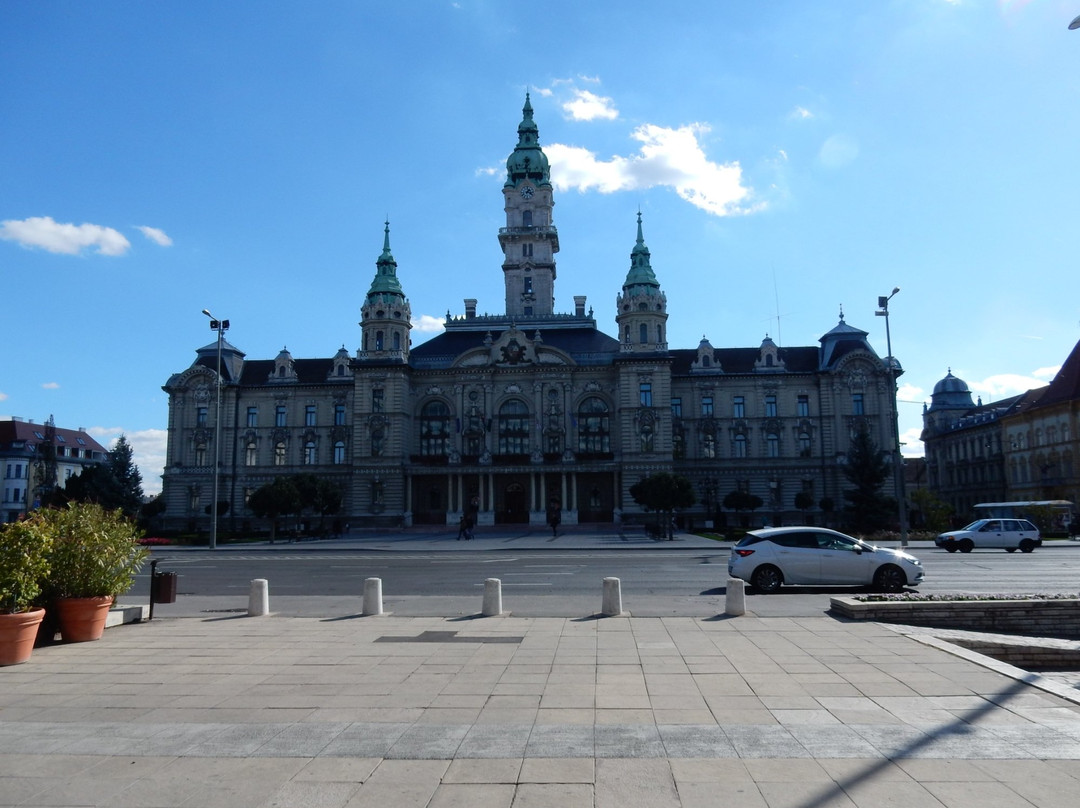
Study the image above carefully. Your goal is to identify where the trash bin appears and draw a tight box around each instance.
[151,570,177,603]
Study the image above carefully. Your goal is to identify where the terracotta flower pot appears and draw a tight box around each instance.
[0,608,47,665]
[55,596,114,642]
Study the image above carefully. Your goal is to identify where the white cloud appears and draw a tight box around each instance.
[411,314,446,333]
[967,373,1050,401]
[41,382,60,390]
[562,89,618,122]
[900,426,923,457]
[897,382,924,402]
[1033,365,1060,380]
[818,134,859,168]
[88,426,168,497]
[547,122,755,217]
[0,216,131,256]
[0,392,8,401]
[136,225,173,247]
[790,106,813,120]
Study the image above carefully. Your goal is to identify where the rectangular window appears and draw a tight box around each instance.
[305,405,317,427]
[334,404,346,426]
[670,397,682,418]
[276,406,287,427]
[701,396,713,417]
[372,389,384,413]
[797,395,809,417]
[765,395,777,418]
[196,407,208,427]
[852,394,864,415]
[733,396,744,418]
[639,382,652,407]
[247,407,258,428]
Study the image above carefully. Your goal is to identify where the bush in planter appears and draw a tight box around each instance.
[0,520,53,664]
[38,503,149,599]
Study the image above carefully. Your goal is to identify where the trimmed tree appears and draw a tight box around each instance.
[723,489,764,528]
[841,428,895,534]
[629,472,696,540]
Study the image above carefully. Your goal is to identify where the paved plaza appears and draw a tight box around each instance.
[3,602,1080,807]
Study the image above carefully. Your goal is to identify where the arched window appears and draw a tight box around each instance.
[195,443,207,466]
[798,432,812,458]
[245,440,257,466]
[734,434,748,458]
[522,210,532,227]
[375,331,384,350]
[274,442,286,466]
[577,397,610,453]
[393,332,401,351]
[334,441,346,464]
[767,433,780,458]
[639,323,648,343]
[304,441,317,465]
[419,400,450,456]
[498,399,530,455]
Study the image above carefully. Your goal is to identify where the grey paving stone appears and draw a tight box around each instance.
[722,724,813,758]
[255,722,350,756]
[594,724,665,758]
[386,723,470,759]
[786,725,883,759]
[658,725,738,758]
[320,722,411,757]
[455,724,531,758]
[524,724,595,758]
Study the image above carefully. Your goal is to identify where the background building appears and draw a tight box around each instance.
[921,339,1080,523]
[161,97,898,535]
[1,416,108,522]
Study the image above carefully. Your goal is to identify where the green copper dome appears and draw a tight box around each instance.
[366,221,406,304]
[505,92,551,188]
[622,212,661,293]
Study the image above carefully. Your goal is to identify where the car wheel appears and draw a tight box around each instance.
[1019,539,1036,554]
[944,544,957,553]
[873,564,906,593]
[751,565,783,594]
[1005,548,1016,553]
[958,539,974,553]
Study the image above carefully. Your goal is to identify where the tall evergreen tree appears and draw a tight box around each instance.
[841,429,895,534]
[107,435,144,518]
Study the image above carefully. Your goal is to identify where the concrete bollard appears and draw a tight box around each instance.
[725,577,746,616]
[363,577,384,616]
[601,576,624,616]
[248,579,269,616]
[482,578,503,616]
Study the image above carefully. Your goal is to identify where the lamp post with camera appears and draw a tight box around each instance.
[876,289,909,546]
[202,309,229,550]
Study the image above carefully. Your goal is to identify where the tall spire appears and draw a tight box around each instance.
[622,211,660,292]
[505,92,551,188]
[366,220,405,303]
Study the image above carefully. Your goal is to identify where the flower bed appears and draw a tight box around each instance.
[830,594,1080,640]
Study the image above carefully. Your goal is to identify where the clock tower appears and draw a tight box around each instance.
[500,93,559,318]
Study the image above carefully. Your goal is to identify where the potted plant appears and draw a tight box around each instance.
[0,520,52,665]
[40,503,148,642]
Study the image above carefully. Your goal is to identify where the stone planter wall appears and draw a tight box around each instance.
[829,597,1080,640]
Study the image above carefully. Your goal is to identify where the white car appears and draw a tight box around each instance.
[935,519,1041,553]
[728,526,924,593]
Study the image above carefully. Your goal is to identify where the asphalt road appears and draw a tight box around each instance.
[137,542,1080,619]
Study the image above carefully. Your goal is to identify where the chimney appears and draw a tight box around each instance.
[464,299,477,319]
[574,296,586,317]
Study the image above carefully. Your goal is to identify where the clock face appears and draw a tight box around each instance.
[520,185,534,199]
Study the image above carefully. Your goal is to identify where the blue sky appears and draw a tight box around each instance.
[3,1,1079,496]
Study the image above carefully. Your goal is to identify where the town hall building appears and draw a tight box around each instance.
[160,96,899,535]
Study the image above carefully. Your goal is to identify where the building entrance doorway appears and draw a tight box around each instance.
[498,481,529,524]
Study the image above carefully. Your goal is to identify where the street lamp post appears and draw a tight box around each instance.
[876,289,909,546]
[202,309,229,550]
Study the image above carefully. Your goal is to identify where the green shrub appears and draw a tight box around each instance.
[35,503,149,599]
[0,521,53,613]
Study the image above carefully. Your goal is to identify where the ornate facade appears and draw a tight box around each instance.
[160,96,898,534]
